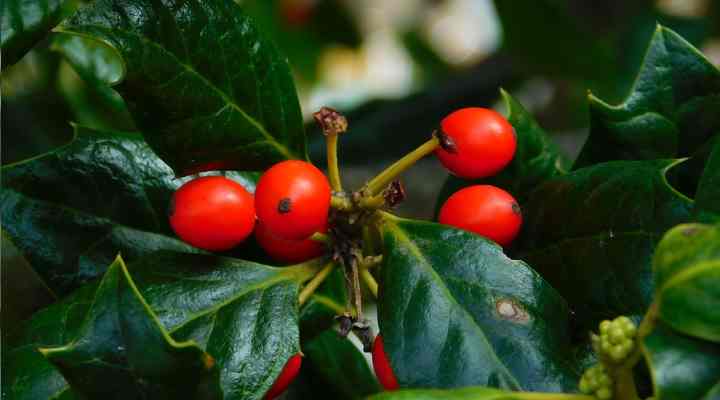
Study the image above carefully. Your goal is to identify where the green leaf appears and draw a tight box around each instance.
[367,386,589,399]
[652,223,720,343]
[1,125,258,295]
[436,89,568,214]
[40,256,221,399]
[377,214,585,391]
[575,26,720,167]
[302,330,381,399]
[5,252,320,400]
[642,322,720,400]
[0,0,79,68]
[519,160,693,328]
[58,0,307,175]
[694,135,720,222]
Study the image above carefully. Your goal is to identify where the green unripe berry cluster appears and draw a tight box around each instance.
[594,316,637,363]
[579,363,613,400]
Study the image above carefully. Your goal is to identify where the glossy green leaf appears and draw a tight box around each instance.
[378,214,585,392]
[303,330,381,399]
[652,223,720,342]
[368,386,592,400]
[0,0,79,68]
[1,125,258,295]
[520,160,693,328]
[436,89,568,214]
[4,252,320,400]
[41,256,221,399]
[575,26,720,167]
[58,0,307,175]
[642,322,720,400]
[694,135,720,222]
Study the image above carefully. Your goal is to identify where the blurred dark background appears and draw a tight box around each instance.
[3,0,720,219]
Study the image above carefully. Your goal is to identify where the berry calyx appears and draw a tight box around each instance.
[265,353,303,400]
[593,316,637,363]
[579,363,613,400]
[435,107,516,179]
[372,335,399,391]
[169,176,255,251]
[438,185,522,246]
[255,222,327,264]
[255,160,331,240]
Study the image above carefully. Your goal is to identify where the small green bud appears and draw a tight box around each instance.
[600,320,611,333]
[609,327,625,343]
[597,387,612,400]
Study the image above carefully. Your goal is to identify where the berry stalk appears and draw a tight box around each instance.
[365,136,439,195]
[298,261,335,306]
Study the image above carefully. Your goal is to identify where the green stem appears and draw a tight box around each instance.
[613,366,640,400]
[358,194,385,210]
[365,137,439,195]
[298,262,335,306]
[310,232,330,244]
[326,134,342,191]
[360,268,378,298]
[331,195,353,211]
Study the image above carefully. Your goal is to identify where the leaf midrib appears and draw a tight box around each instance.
[384,219,521,389]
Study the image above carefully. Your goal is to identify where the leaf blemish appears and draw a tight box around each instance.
[495,299,529,323]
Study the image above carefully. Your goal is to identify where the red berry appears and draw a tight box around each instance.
[438,185,522,246]
[265,353,303,400]
[256,222,326,264]
[372,335,399,391]
[255,160,331,240]
[169,176,255,251]
[435,107,516,179]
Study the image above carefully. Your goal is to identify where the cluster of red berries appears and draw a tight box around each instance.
[168,106,522,396]
[169,160,331,262]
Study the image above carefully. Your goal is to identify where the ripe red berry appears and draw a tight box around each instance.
[435,107,516,179]
[372,335,399,391]
[255,160,331,240]
[438,185,522,246]
[169,176,255,251]
[265,353,303,400]
[255,222,326,264]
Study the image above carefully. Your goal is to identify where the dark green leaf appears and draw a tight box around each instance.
[378,214,585,391]
[575,26,720,167]
[642,322,720,400]
[0,0,79,68]
[1,125,257,295]
[367,386,589,399]
[694,135,720,222]
[41,256,221,399]
[519,160,693,328]
[303,330,380,399]
[1,232,56,327]
[59,0,307,175]
[652,223,720,343]
[5,252,321,400]
[436,89,568,214]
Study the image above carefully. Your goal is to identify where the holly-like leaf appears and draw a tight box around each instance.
[642,322,720,400]
[40,256,221,399]
[4,252,321,400]
[0,0,79,68]
[367,386,588,400]
[302,330,381,399]
[520,160,693,329]
[575,26,720,168]
[436,89,568,214]
[694,135,720,223]
[377,214,586,392]
[652,223,720,343]
[57,0,307,175]
[0,125,258,295]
